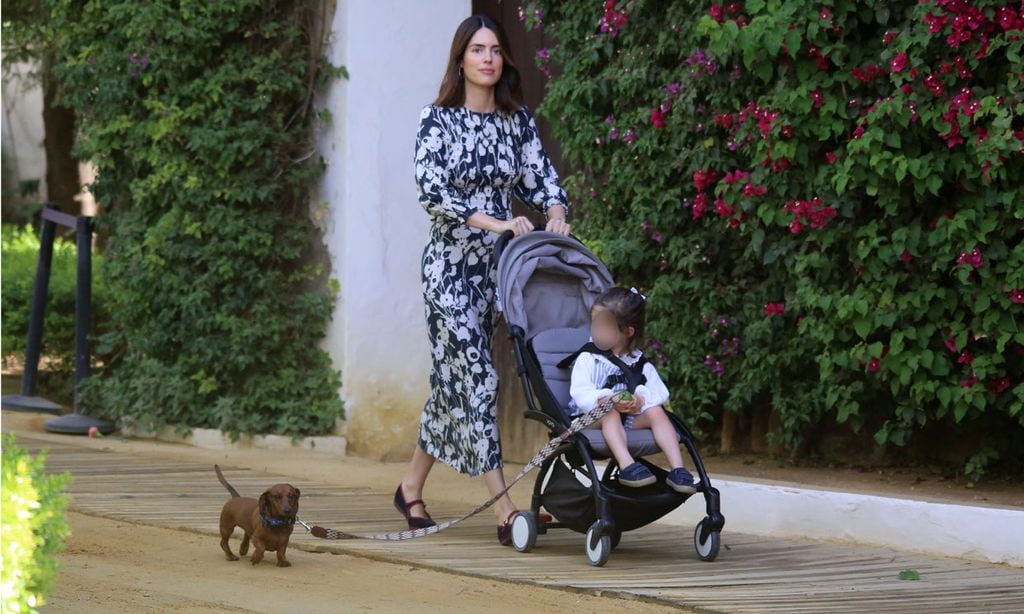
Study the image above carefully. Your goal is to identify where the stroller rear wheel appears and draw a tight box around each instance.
[694,518,721,562]
[511,511,537,553]
[585,521,612,566]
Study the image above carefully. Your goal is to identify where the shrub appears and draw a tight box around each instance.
[48,0,345,437]
[1,434,71,613]
[529,0,1024,476]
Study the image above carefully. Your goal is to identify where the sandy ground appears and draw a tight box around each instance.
[42,512,678,614]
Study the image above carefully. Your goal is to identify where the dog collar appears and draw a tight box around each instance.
[260,513,297,529]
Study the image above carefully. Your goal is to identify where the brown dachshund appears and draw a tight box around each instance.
[215,464,300,567]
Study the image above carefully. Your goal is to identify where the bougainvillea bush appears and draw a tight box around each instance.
[527,0,1023,475]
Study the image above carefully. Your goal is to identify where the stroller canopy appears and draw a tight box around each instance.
[496,231,614,339]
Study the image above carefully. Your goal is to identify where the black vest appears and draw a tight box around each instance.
[557,342,648,393]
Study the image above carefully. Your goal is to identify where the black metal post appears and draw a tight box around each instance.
[43,214,114,435]
[22,216,56,396]
[74,215,92,407]
[2,205,63,413]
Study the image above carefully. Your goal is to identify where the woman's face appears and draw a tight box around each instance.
[590,306,632,353]
[461,27,503,88]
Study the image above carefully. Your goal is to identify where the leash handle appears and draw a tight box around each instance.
[307,396,619,541]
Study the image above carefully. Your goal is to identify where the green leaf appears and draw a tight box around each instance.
[854,318,872,339]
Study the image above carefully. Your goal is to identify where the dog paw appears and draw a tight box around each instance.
[226,555,239,562]
[277,560,291,568]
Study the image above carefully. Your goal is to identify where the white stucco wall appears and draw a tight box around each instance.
[2,60,48,203]
[315,1,471,459]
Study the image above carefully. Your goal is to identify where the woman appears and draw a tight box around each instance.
[396,14,571,545]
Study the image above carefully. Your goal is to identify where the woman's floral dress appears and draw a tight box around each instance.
[414,104,567,476]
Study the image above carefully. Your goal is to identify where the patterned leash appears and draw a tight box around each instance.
[301,395,620,541]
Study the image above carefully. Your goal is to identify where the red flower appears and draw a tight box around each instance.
[890,52,908,73]
[825,151,837,164]
[810,89,824,109]
[989,377,1012,394]
[693,169,720,191]
[742,183,766,197]
[692,193,709,220]
[961,373,978,388]
[924,73,945,96]
[785,197,836,232]
[852,125,866,139]
[708,2,725,23]
[764,302,786,316]
[723,169,750,184]
[900,249,912,263]
[883,30,899,44]
[956,247,984,269]
[714,198,734,217]
[867,357,881,373]
[1009,289,1024,304]
[957,351,974,365]
[650,106,668,128]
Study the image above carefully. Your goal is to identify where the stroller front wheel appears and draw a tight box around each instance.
[585,521,612,566]
[694,519,721,562]
[511,511,537,553]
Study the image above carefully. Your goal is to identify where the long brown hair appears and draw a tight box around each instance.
[434,14,523,113]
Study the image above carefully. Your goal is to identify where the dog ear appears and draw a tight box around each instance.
[259,491,270,515]
[292,488,300,498]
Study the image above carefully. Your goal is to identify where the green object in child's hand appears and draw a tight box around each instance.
[616,391,633,401]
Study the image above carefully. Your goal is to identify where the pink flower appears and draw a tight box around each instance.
[764,302,786,316]
[742,183,766,197]
[723,169,750,184]
[867,358,880,373]
[651,231,664,244]
[945,335,959,353]
[957,351,974,365]
[825,151,837,164]
[901,249,912,263]
[650,106,668,128]
[1009,289,1024,304]
[890,52,908,73]
[956,247,984,269]
[819,7,831,20]
[883,30,899,44]
[852,125,866,139]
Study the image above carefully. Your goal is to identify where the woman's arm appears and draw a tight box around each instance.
[415,106,477,223]
[466,212,533,236]
[514,108,571,235]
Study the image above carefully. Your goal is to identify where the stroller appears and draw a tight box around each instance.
[495,229,724,566]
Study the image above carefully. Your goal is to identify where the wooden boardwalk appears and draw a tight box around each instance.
[21,435,1024,613]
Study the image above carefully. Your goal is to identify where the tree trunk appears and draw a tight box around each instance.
[41,56,80,215]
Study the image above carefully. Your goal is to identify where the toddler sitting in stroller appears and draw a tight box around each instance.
[567,287,697,494]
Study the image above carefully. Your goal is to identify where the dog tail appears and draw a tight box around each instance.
[214,464,241,498]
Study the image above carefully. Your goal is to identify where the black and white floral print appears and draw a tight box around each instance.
[414,104,567,476]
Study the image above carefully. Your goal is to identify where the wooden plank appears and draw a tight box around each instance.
[20,434,1024,614]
